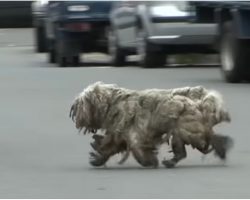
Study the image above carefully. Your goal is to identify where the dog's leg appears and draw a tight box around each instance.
[90,134,104,152]
[92,134,104,143]
[89,151,109,167]
[89,134,127,167]
[198,146,214,154]
[131,145,159,168]
[118,147,130,165]
[90,133,117,154]
[162,134,187,168]
[89,134,114,167]
[189,134,213,155]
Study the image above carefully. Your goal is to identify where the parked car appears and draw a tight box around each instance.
[45,1,112,67]
[109,1,218,68]
[32,0,48,52]
[0,1,32,28]
[192,1,250,83]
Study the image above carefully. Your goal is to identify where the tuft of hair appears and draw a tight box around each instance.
[202,89,231,124]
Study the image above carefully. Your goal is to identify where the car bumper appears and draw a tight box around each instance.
[56,14,110,23]
[58,29,108,52]
[148,23,217,45]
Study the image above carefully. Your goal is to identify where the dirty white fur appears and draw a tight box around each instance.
[70,82,231,166]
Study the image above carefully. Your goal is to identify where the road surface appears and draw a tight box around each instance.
[0,28,249,198]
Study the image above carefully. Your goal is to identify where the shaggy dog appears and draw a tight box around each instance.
[70,82,233,168]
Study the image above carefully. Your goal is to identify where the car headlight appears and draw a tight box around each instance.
[67,5,89,12]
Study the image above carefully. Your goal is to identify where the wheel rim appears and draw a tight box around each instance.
[221,38,234,72]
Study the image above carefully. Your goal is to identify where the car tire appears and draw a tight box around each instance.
[55,39,68,67]
[35,26,47,53]
[48,39,56,63]
[220,21,250,83]
[49,48,56,63]
[72,55,80,67]
[108,27,126,67]
[137,28,166,68]
[57,55,68,67]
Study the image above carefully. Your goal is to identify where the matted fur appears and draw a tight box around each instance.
[70,82,232,167]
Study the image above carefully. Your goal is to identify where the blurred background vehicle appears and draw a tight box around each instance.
[109,1,217,68]
[0,1,32,28]
[32,0,48,52]
[45,1,112,67]
[192,1,250,83]
[29,0,250,83]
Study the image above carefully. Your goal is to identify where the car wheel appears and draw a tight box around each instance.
[57,55,68,67]
[108,27,126,67]
[220,21,250,83]
[35,26,47,53]
[49,48,56,63]
[48,39,56,63]
[72,55,80,67]
[137,28,166,68]
[55,38,68,67]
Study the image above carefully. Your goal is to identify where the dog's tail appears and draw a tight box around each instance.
[210,134,234,160]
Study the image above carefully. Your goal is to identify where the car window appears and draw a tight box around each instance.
[147,1,192,11]
[116,0,138,8]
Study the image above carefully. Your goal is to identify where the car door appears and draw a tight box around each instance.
[111,1,137,48]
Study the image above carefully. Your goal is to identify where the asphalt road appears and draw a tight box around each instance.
[0,28,250,198]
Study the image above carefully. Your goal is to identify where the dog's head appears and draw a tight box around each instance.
[69,82,118,133]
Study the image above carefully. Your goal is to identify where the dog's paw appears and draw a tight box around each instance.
[89,152,107,167]
[162,159,176,168]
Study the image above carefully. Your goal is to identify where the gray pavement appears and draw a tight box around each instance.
[0,28,250,198]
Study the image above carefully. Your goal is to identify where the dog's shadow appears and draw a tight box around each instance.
[87,163,230,171]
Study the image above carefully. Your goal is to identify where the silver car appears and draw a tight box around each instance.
[109,1,217,67]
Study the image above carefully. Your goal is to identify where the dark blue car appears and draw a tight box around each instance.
[45,1,112,67]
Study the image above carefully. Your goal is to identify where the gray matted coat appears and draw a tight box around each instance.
[70,82,232,168]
